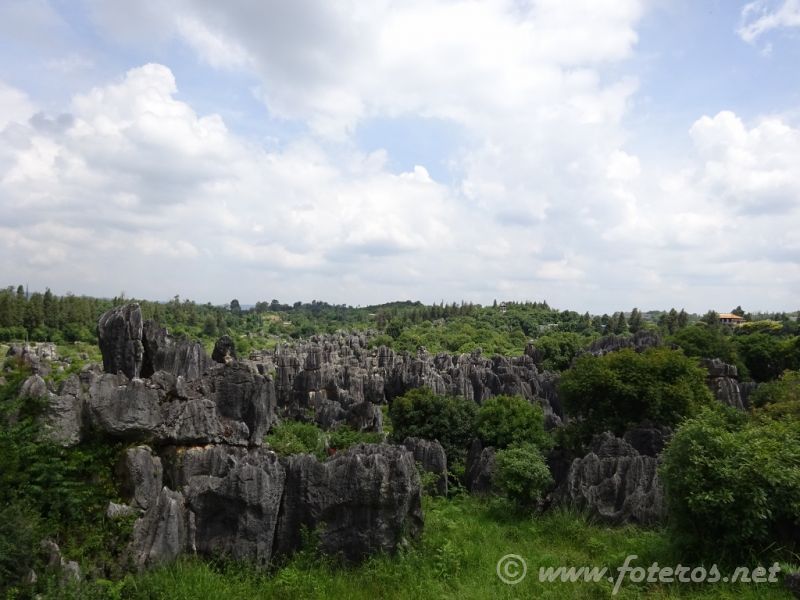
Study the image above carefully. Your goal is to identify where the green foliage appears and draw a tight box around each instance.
[735,332,799,382]
[532,331,590,371]
[0,368,131,593]
[559,348,713,445]
[661,405,800,561]
[389,387,477,464]
[493,443,553,506]
[670,323,738,364]
[327,426,383,450]
[475,395,551,451]
[265,421,326,458]
[64,495,786,599]
[750,370,800,420]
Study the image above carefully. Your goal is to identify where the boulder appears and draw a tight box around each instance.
[558,433,665,525]
[622,423,671,457]
[403,437,447,496]
[97,304,144,379]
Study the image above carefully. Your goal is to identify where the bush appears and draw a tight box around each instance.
[532,332,587,371]
[493,443,553,506]
[559,347,712,446]
[750,370,800,420]
[660,405,800,560]
[265,421,325,458]
[475,395,551,451]
[389,387,477,464]
[327,426,383,451]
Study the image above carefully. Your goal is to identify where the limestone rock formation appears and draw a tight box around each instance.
[97,304,144,379]
[465,438,496,496]
[275,443,423,561]
[117,446,163,511]
[211,335,237,364]
[557,432,665,525]
[404,437,448,496]
[131,443,423,568]
[700,358,755,410]
[584,330,662,357]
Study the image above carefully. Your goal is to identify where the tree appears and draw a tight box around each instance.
[230,299,241,315]
[661,405,800,560]
[613,311,628,334]
[494,444,553,507]
[559,347,713,445]
[389,387,477,464]
[676,308,689,329]
[628,308,643,333]
[476,395,551,451]
[732,305,745,317]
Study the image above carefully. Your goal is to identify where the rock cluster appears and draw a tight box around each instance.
[255,337,562,429]
[583,330,662,357]
[26,303,424,570]
[556,432,665,525]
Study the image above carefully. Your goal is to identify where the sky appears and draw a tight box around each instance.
[0,0,799,313]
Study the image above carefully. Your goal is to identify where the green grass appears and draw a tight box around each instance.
[64,495,791,599]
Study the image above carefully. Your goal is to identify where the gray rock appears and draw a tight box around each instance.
[19,374,48,399]
[86,374,161,439]
[785,572,800,598]
[700,358,748,410]
[207,362,276,443]
[404,437,447,496]
[98,304,144,379]
[465,439,496,496]
[584,330,662,357]
[141,320,208,380]
[132,487,189,568]
[275,443,423,561]
[212,335,237,364]
[558,433,665,525]
[183,446,285,565]
[118,446,163,511]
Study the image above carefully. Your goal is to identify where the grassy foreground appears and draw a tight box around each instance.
[50,495,791,600]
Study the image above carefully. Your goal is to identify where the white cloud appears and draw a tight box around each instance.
[0,81,34,131]
[738,0,800,43]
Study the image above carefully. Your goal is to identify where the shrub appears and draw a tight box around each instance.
[750,370,800,420]
[660,405,800,560]
[532,331,587,371]
[265,421,325,458]
[493,443,553,507]
[389,387,477,464]
[475,395,551,451]
[327,426,383,451]
[559,347,712,446]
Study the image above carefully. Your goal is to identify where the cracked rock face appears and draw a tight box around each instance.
[404,437,448,496]
[97,304,144,379]
[556,433,665,525]
[131,443,423,568]
[700,358,756,410]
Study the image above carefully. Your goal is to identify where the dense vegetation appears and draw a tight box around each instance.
[2,285,800,597]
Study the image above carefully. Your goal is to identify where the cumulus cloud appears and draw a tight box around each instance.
[0,2,797,311]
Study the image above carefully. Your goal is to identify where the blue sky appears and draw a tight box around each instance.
[0,0,799,313]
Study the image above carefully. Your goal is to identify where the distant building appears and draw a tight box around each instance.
[718,313,745,325]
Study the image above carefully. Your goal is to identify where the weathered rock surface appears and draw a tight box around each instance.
[465,438,496,496]
[98,304,144,379]
[131,443,423,568]
[211,335,237,364]
[557,433,665,525]
[700,358,755,410]
[258,334,561,427]
[6,343,58,375]
[404,437,447,496]
[275,443,423,561]
[141,321,209,380]
[584,330,662,357]
[118,446,163,511]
